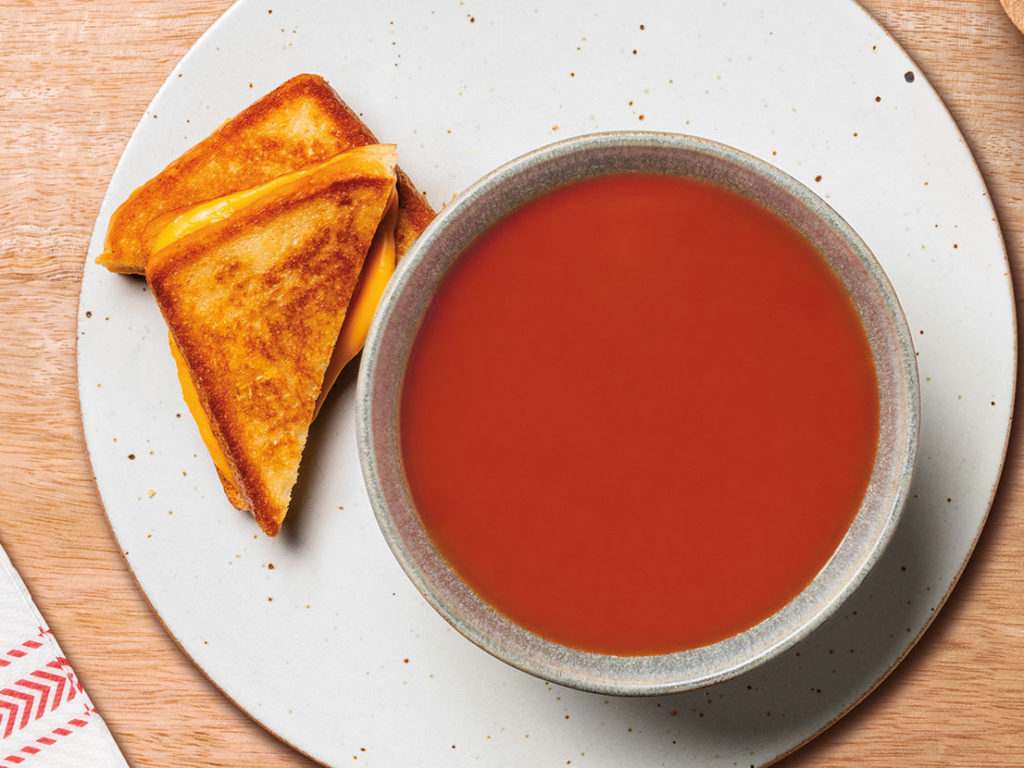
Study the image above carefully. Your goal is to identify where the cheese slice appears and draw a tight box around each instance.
[314,187,398,416]
[155,152,399,504]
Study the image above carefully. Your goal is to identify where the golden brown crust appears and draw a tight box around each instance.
[100,73,434,274]
[147,150,397,535]
[216,467,249,510]
[394,167,435,259]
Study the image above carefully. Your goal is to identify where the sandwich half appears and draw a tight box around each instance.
[99,73,433,274]
[146,144,398,536]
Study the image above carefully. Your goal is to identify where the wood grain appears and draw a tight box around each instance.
[0,1,1020,766]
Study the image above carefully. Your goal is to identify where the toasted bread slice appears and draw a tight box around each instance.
[147,144,398,536]
[99,73,433,274]
[155,147,401,515]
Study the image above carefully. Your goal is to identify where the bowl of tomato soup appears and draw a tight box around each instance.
[356,132,919,695]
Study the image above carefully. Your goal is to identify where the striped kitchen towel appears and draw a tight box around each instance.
[0,545,128,767]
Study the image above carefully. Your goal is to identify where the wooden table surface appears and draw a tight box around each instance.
[1,1,1021,765]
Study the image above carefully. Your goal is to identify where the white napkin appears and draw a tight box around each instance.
[0,544,128,767]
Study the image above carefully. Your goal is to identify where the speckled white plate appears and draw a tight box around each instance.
[77,1,1015,766]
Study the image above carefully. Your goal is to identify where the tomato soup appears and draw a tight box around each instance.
[399,173,879,656]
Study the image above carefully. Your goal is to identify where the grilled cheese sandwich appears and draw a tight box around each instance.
[101,74,434,536]
[147,144,399,536]
[156,149,400,507]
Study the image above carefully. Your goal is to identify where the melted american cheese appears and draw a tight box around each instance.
[315,188,399,417]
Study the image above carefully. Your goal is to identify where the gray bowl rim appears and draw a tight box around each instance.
[355,130,920,696]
